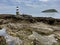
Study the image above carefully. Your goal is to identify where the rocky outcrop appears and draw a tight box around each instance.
[33,17,57,25]
[5,35,23,45]
[0,23,60,45]
[28,32,58,45]
[0,14,60,25]
[0,28,23,45]
[0,14,60,45]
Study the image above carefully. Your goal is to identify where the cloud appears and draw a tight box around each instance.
[10,0,21,3]
[0,6,15,10]
[10,0,32,4]
[39,0,59,2]
[0,0,8,3]
[39,0,49,2]
[25,4,39,8]
[0,6,16,14]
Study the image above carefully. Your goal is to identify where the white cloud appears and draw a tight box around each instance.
[25,4,39,8]
[1,0,8,2]
[10,0,32,3]
[0,6,16,10]
[39,0,49,2]
[39,0,58,2]
[10,0,21,3]
[0,6,16,14]
[8,0,33,5]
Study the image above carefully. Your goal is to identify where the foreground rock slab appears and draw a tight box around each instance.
[28,31,58,45]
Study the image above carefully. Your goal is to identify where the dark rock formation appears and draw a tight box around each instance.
[0,14,60,25]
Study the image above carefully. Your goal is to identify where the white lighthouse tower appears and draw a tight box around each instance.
[16,6,19,15]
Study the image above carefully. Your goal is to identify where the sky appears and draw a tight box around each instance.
[0,0,60,17]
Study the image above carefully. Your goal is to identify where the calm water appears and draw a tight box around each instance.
[34,13,60,19]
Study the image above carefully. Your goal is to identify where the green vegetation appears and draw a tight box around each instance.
[42,9,58,13]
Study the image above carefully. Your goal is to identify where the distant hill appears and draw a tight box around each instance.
[42,9,58,13]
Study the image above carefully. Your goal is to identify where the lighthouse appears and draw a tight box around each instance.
[16,6,19,15]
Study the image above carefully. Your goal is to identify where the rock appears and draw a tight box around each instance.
[30,22,54,34]
[7,23,24,30]
[0,28,7,36]
[0,36,7,45]
[51,26,60,31]
[0,28,23,45]
[5,35,23,45]
[28,32,57,45]
[7,23,17,29]
[0,19,8,24]
[54,31,60,40]
[31,27,54,35]
[38,27,54,34]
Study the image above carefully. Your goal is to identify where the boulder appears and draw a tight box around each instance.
[28,32,58,45]
[38,27,54,34]
[5,35,23,45]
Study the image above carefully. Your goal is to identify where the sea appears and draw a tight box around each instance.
[33,12,60,19]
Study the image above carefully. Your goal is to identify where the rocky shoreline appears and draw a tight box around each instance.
[0,14,60,45]
[0,14,60,25]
